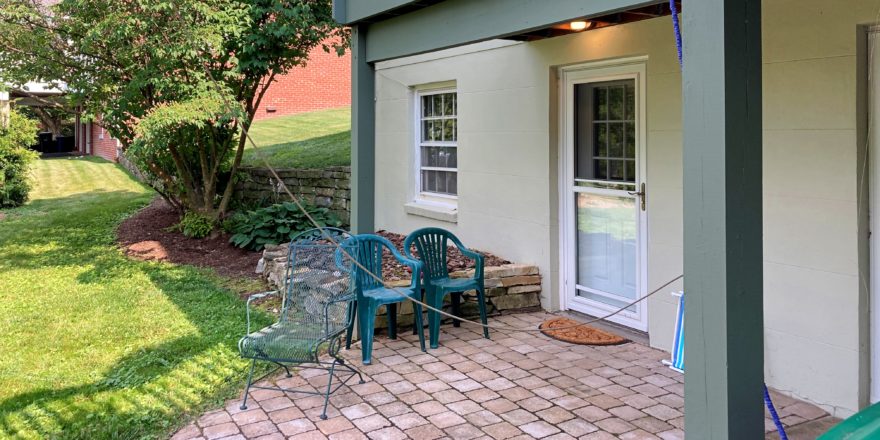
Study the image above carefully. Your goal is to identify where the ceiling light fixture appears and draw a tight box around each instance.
[570,20,590,31]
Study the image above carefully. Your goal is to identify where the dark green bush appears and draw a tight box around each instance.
[0,110,39,208]
[229,202,342,251]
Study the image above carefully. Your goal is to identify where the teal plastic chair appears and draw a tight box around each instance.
[403,228,489,349]
[343,234,426,364]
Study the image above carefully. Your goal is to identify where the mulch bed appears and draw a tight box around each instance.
[376,230,510,281]
[116,200,510,283]
[539,317,629,346]
[117,199,262,279]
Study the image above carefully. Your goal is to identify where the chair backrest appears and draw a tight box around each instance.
[342,234,398,293]
[283,227,351,292]
[403,227,454,281]
[282,228,355,333]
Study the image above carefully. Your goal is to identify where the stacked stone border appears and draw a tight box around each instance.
[235,166,351,225]
[258,243,541,329]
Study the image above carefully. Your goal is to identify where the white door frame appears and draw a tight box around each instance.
[558,57,649,332]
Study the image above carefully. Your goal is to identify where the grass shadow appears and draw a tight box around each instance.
[0,181,272,438]
[241,131,350,169]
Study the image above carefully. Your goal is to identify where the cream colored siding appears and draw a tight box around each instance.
[373,0,876,416]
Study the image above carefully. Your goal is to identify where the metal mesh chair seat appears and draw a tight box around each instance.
[238,227,363,420]
[239,321,331,362]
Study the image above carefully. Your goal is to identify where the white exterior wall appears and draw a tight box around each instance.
[373,1,876,416]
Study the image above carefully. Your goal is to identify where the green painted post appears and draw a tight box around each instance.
[351,25,376,234]
[682,0,764,438]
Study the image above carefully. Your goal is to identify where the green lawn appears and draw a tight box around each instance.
[0,157,269,439]
[242,106,351,168]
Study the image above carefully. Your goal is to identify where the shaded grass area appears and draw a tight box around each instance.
[0,157,270,439]
[241,106,351,169]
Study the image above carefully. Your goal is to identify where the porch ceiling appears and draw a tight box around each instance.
[353,0,666,63]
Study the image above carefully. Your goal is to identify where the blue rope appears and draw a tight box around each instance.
[764,383,789,440]
[669,0,683,65]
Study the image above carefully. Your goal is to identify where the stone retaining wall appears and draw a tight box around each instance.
[257,243,541,329]
[234,166,350,225]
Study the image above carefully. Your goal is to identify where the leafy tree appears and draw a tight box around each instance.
[0,0,348,221]
[0,109,39,207]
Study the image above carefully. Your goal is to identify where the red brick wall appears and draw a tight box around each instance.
[89,121,120,162]
[253,45,351,120]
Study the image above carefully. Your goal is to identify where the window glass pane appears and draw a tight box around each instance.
[435,170,446,193]
[443,119,455,141]
[595,87,608,121]
[624,122,635,158]
[595,159,608,180]
[625,160,636,182]
[422,120,434,141]
[609,86,624,120]
[609,160,624,181]
[608,123,624,158]
[625,84,635,120]
[422,147,457,168]
[446,172,457,195]
[422,95,433,117]
[433,94,443,117]
[421,170,433,192]
[444,93,455,116]
[594,123,607,158]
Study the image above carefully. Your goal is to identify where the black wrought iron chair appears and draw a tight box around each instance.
[238,227,363,420]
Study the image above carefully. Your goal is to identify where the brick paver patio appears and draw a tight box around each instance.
[172,311,830,440]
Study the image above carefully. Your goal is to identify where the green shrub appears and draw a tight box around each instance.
[229,202,342,251]
[0,110,39,208]
[178,211,215,238]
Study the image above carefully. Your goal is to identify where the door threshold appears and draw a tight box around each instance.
[558,309,650,346]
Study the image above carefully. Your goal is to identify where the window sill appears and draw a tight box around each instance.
[404,202,458,223]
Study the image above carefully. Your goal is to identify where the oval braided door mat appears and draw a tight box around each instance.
[539,317,629,346]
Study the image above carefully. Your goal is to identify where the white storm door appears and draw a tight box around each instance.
[868,28,880,404]
[561,61,648,332]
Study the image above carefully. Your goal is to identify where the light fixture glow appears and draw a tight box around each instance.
[570,20,590,31]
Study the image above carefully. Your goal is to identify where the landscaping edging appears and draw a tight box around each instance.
[257,244,541,329]
[234,166,350,225]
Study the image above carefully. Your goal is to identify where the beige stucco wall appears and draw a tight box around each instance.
[373,1,876,417]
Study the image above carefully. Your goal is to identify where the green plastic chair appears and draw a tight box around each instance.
[818,401,880,439]
[403,227,489,349]
[238,227,362,420]
[343,234,426,364]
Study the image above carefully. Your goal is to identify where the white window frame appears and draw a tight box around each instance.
[413,86,458,207]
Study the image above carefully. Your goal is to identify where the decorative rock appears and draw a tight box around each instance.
[501,275,541,287]
[492,293,540,310]
[508,284,541,294]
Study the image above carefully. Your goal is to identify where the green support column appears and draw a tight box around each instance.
[351,25,376,234]
[682,0,763,438]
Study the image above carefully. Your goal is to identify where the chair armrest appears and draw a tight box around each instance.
[245,290,278,334]
[388,247,423,291]
[450,238,484,280]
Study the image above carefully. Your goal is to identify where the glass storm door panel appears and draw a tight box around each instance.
[576,192,638,309]
[571,79,643,323]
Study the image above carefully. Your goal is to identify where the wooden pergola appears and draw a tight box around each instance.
[335,1,763,438]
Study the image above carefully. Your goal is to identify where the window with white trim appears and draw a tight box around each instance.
[417,89,457,198]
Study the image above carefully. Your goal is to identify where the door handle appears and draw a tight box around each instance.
[628,182,646,211]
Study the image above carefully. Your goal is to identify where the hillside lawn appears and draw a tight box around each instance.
[0,157,270,439]
[242,106,351,169]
